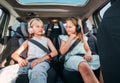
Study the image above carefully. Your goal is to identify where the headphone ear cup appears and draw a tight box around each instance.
[76,24,81,33]
[43,30,45,34]
[28,27,33,34]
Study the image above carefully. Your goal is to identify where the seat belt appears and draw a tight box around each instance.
[28,39,51,62]
[28,39,51,54]
[65,39,80,55]
[59,38,80,63]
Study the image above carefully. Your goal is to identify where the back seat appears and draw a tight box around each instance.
[0,22,28,66]
[45,21,67,82]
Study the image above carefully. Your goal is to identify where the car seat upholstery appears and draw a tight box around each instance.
[45,23,54,37]
[45,21,66,70]
[44,21,67,83]
[86,32,98,55]
[0,22,28,66]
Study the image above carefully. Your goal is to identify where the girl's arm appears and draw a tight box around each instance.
[47,38,58,57]
[11,40,28,67]
[84,38,92,62]
[60,34,76,55]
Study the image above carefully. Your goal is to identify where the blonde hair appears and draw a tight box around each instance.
[28,18,44,38]
[66,17,84,42]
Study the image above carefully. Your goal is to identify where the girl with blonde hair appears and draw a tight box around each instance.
[11,18,58,83]
[59,17,100,83]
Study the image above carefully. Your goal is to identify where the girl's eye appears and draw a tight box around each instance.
[36,26,43,28]
[36,26,40,28]
[68,26,72,28]
[66,26,71,28]
[37,26,39,28]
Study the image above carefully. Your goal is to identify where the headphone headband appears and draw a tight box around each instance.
[71,17,81,33]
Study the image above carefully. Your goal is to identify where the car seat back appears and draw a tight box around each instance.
[0,22,28,66]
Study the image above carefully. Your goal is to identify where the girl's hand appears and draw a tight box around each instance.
[69,34,76,40]
[30,58,43,68]
[83,53,92,62]
[18,59,28,67]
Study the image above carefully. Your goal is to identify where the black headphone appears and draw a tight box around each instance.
[71,17,81,33]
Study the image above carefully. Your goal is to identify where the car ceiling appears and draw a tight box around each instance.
[1,0,108,22]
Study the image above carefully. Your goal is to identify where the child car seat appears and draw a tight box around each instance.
[0,22,28,66]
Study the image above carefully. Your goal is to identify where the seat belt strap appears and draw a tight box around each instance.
[28,39,51,54]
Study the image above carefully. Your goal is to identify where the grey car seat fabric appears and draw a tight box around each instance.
[87,32,98,55]
[0,22,28,66]
[45,21,67,71]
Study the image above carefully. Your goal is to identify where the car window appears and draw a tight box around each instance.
[92,2,111,29]
[17,0,89,6]
[86,19,92,30]
[0,8,4,38]
[100,2,111,18]
[0,9,2,18]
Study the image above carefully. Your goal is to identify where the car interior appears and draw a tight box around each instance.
[0,0,111,83]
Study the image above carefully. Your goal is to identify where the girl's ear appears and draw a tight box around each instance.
[28,27,34,34]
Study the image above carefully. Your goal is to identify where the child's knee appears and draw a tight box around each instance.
[78,62,91,72]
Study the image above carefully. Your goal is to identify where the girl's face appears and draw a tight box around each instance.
[32,21,44,36]
[66,20,76,35]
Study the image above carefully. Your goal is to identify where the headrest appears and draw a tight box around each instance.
[58,21,67,35]
[16,22,29,38]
